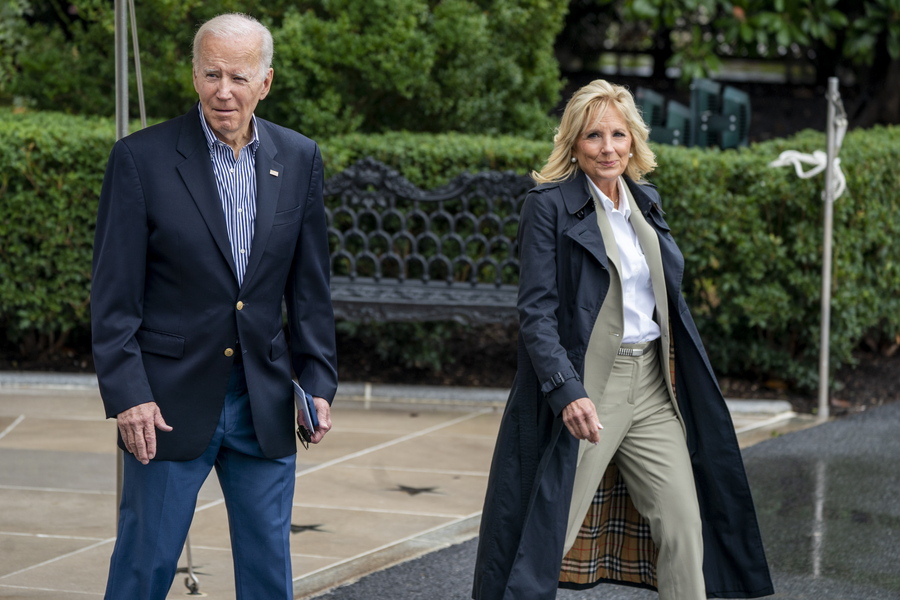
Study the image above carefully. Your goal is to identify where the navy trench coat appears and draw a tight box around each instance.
[472,174,773,599]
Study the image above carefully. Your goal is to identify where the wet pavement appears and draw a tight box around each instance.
[309,402,900,600]
[743,402,900,599]
[0,373,824,599]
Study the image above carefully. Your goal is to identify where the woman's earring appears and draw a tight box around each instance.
[629,152,633,157]
[571,157,577,163]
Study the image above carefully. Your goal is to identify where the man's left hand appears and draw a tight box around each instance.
[306,397,331,444]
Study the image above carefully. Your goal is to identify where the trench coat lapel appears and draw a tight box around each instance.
[242,122,284,290]
[560,177,609,270]
[176,109,239,283]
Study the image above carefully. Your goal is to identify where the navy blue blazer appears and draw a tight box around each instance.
[91,106,338,461]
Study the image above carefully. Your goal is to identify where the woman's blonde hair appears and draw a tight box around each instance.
[532,79,656,184]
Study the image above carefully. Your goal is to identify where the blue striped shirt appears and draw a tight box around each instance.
[198,104,260,287]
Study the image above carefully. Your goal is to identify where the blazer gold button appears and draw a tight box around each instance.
[236,301,244,310]
[224,348,234,357]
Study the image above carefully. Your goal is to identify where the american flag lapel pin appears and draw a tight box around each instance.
[269,169,279,177]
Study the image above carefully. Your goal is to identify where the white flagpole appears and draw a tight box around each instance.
[817,77,840,422]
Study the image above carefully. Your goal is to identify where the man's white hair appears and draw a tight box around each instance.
[192,13,273,80]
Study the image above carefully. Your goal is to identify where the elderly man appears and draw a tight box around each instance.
[91,13,337,599]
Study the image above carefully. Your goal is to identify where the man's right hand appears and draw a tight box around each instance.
[116,402,173,465]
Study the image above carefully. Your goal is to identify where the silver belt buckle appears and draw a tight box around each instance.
[617,346,644,357]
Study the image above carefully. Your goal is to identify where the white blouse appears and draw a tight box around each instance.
[587,176,661,344]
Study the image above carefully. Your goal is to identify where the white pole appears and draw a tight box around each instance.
[817,77,839,422]
[114,0,128,516]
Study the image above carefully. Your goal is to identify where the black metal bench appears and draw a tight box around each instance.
[324,158,534,325]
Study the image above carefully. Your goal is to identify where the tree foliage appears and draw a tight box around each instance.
[556,0,900,124]
[4,0,567,139]
[560,0,898,76]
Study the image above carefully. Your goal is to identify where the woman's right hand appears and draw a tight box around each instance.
[562,397,603,444]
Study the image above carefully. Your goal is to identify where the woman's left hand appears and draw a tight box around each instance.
[562,397,603,444]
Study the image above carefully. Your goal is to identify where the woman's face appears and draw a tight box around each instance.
[573,104,632,194]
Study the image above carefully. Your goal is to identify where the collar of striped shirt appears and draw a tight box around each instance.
[197,103,260,287]
[197,103,261,155]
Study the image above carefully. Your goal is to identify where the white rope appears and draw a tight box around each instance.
[768,150,846,200]
[768,87,848,201]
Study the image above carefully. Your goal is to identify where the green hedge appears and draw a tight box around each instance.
[652,130,900,388]
[0,110,114,356]
[2,108,899,390]
[321,131,552,189]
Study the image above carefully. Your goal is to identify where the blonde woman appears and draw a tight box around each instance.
[473,80,773,600]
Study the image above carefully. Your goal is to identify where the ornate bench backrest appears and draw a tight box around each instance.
[324,158,534,323]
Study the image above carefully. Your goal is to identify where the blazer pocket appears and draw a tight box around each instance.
[135,328,185,359]
[270,329,288,361]
[272,205,302,227]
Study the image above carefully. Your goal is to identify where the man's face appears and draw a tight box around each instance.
[193,33,273,146]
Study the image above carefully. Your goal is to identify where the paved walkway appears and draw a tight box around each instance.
[0,374,814,599]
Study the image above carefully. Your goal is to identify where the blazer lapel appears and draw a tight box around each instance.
[176,109,238,282]
[586,185,622,277]
[626,179,684,301]
[242,122,283,289]
[625,184,679,408]
[580,181,625,409]
[625,185,667,337]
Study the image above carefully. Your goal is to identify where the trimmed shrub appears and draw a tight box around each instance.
[0,109,113,356]
[654,128,900,389]
[2,108,899,390]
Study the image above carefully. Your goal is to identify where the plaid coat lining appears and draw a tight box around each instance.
[559,463,658,587]
[559,325,677,589]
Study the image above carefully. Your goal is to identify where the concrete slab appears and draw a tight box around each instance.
[0,378,820,599]
[0,488,115,540]
[339,435,496,473]
[0,418,116,454]
[0,388,103,421]
[0,540,112,597]
[0,449,116,492]
[294,465,488,517]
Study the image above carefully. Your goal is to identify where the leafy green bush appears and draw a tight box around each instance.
[7,0,566,140]
[0,109,113,356]
[2,108,899,390]
[267,0,566,139]
[654,127,900,389]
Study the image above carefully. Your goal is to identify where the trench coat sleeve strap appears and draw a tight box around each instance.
[517,190,587,416]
